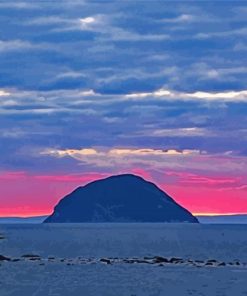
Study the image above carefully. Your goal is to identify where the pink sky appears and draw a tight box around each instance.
[0,170,246,217]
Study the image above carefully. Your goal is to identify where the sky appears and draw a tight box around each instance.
[0,0,247,217]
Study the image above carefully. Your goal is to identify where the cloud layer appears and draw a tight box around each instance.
[0,1,247,215]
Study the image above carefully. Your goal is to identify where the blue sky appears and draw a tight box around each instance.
[0,1,247,215]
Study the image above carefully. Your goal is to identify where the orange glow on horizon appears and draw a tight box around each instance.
[0,208,52,218]
[193,212,247,217]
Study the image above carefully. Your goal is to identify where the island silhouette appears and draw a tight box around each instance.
[44,174,198,223]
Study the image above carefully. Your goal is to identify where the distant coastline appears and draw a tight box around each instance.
[1,214,247,224]
[0,216,48,224]
[196,214,247,224]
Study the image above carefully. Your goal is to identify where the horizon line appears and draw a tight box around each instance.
[194,212,247,217]
[1,212,247,218]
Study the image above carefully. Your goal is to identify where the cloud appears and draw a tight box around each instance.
[48,13,170,41]
[0,2,246,170]
[6,88,247,107]
[33,15,98,31]
[43,147,201,158]
[0,39,53,53]
[26,16,73,26]
[125,89,173,99]
[113,25,168,42]
[41,147,247,177]
[33,172,107,182]
[161,14,195,23]
[185,90,247,100]
[1,86,247,119]
[55,71,86,79]
[0,127,54,139]
[0,171,27,180]
[233,42,247,51]
[151,127,212,137]
[96,67,178,85]
[41,146,203,171]
[48,14,103,32]
[165,171,240,186]
[77,89,96,96]
[124,88,247,102]
[0,90,10,96]
[45,148,98,157]
[188,63,247,81]
[0,88,100,115]
[0,170,107,183]
[195,27,247,39]
[0,2,39,9]
[120,126,214,139]
[165,170,247,192]
[0,40,34,52]
[79,17,96,25]
[108,148,200,156]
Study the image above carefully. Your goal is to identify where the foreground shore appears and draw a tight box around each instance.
[1,223,247,295]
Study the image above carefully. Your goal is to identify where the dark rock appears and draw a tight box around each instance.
[153,256,169,263]
[44,174,198,223]
[207,259,217,263]
[11,258,21,262]
[195,260,204,264]
[169,257,183,263]
[100,258,111,264]
[21,254,41,259]
[218,262,226,266]
[138,260,152,264]
[123,259,135,264]
[0,255,10,261]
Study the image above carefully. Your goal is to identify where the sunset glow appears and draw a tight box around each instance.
[0,1,246,217]
[0,170,246,217]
